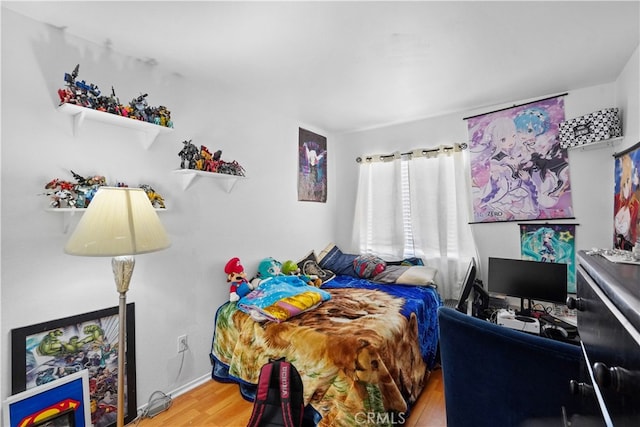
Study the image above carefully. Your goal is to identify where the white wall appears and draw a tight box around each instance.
[335,47,639,285]
[616,45,640,148]
[1,9,335,405]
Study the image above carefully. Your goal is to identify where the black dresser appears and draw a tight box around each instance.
[572,250,640,426]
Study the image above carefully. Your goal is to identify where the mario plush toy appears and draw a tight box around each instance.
[225,257,253,302]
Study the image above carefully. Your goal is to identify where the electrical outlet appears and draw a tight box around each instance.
[177,334,188,353]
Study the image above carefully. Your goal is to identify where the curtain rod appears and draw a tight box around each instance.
[613,140,640,158]
[355,143,467,163]
[462,92,568,121]
[517,222,580,226]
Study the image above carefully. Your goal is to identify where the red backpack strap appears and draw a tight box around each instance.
[278,361,295,427]
[246,362,274,427]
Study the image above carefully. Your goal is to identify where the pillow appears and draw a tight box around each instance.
[294,250,336,284]
[353,254,386,278]
[373,265,438,286]
[301,259,336,284]
[395,266,438,285]
[317,243,360,277]
[297,250,318,265]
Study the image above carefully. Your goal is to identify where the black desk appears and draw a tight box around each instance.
[535,312,580,345]
[487,307,581,345]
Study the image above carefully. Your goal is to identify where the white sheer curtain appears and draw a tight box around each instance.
[352,146,477,299]
[352,155,405,260]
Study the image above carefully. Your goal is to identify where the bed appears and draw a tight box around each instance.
[209,245,442,427]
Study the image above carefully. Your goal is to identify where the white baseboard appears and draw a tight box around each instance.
[168,373,212,398]
[137,372,211,413]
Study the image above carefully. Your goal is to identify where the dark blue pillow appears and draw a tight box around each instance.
[318,244,359,277]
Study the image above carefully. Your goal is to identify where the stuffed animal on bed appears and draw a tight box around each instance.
[282,260,322,287]
[249,257,283,289]
[225,257,254,302]
[258,257,283,278]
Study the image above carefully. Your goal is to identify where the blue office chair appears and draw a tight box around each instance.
[437,306,599,427]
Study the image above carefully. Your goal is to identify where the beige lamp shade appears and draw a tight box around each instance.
[65,187,171,256]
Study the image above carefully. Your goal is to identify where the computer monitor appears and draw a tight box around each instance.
[488,257,567,314]
[454,258,477,313]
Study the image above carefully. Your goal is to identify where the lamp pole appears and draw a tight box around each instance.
[113,256,135,427]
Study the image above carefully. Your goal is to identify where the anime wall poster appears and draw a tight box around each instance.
[467,96,574,222]
[298,128,327,203]
[519,223,576,293]
[613,141,640,250]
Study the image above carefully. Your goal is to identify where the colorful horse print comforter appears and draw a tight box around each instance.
[210,275,441,427]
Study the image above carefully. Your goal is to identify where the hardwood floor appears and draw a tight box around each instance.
[132,367,446,426]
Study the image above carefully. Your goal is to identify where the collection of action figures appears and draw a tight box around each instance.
[58,64,173,128]
[46,65,247,210]
[43,171,166,209]
[177,140,246,176]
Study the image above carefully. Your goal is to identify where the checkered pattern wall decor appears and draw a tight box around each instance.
[558,108,622,148]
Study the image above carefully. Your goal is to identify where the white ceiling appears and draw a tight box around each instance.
[3,1,639,134]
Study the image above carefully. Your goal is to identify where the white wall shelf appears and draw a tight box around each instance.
[172,169,246,192]
[47,207,167,233]
[57,103,174,149]
[566,136,623,152]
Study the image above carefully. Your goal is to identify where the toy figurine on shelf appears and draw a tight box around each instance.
[129,93,149,121]
[41,171,105,209]
[140,184,166,209]
[70,170,107,188]
[101,86,121,115]
[196,145,212,171]
[70,171,106,208]
[157,106,173,128]
[59,64,101,108]
[178,139,199,169]
[219,159,246,177]
[225,257,254,302]
[43,178,77,208]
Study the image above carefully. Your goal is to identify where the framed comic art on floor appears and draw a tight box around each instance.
[11,304,137,427]
[3,369,91,427]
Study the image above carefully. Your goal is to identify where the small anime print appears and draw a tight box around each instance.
[298,128,327,203]
[467,96,573,222]
[519,223,576,293]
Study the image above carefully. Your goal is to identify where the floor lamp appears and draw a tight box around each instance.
[64,187,170,427]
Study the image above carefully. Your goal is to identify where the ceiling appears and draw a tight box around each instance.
[3,1,639,134]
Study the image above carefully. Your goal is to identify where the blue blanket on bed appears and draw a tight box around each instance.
[322,275,442,368]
